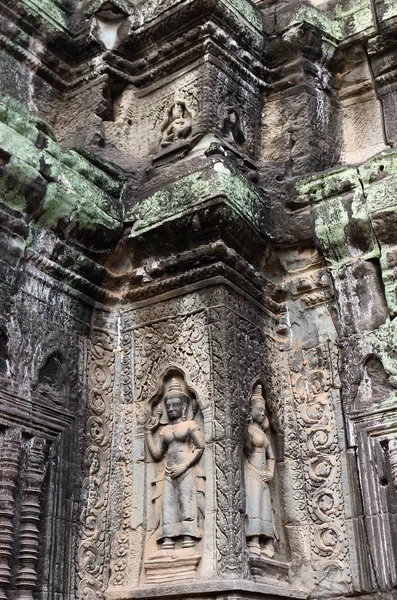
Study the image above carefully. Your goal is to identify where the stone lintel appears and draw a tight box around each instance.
[0,392,74,439]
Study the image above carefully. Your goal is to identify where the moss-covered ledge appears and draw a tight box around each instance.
[295,149,397,318]
[124,157,269,264]
[0,94,124,252]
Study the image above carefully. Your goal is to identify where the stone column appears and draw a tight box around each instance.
[16,436,47,600]
[0,428,22,600]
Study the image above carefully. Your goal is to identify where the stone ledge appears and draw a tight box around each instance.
[106,578,308,599]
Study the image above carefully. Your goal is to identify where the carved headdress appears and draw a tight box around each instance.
[249,384,270,430]
[251,384,266,407]
[163,377,190,405]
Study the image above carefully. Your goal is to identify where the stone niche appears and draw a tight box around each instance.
[102,62,262,160]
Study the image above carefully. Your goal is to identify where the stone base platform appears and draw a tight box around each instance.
[144,550,201,584]
[106,578,308,599]
[248,554,290,581]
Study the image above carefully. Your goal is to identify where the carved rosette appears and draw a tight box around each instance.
[289,343,351,587]
[16,436,48,600]
[77,335,115,599]
[0,428,22,600]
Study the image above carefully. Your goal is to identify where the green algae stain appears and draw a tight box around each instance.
[0,94,124,250]
[128,161,265,238]
[289,5,343,41]
[20,0,68,32]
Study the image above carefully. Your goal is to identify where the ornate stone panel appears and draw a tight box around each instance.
[105,282,291,594]
[76,320,116,600]
[104,60,261,159]
[289,342,352,593]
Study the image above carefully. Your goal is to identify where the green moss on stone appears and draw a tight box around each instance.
[20,0,68,32]
[0,94,124,251]
[127,160,265,238]
[289,5,343,42]
[227,0,262,32]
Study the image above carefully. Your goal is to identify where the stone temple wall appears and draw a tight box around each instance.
[0,0,396,599]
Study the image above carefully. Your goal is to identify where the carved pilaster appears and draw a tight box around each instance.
[0,428,22,600]
[388,437,397,489]
[16,436,47,600]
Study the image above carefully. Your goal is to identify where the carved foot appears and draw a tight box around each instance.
[262,544,275,558]
[182,536,195,548]
[162,538,175,550]
[247,542,261,556]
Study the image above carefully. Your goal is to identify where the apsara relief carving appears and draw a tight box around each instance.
[157,101,193,151]
[244,384,275,559]
[143,372,205,583]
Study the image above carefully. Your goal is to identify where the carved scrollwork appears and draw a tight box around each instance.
[289,343,351,585]
[110,404,134,586]
[313,524,344,558]
[77,338,115,599]
[311,490,342,522]
[133,312,210,406]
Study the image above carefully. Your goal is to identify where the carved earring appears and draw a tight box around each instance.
[182,404,187,422]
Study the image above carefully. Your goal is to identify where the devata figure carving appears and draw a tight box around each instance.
[244,384,275,558]
[145,377,205,550]
[221,107,245,147]
[158,100,192,149]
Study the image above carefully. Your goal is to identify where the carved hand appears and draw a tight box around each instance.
[145,410,162,433]
[170,461,188,479]
[262,469,273,483]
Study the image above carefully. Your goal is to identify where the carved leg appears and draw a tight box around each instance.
[16,437,47,600]
[0,428,22,600]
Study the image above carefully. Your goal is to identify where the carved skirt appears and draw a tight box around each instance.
[155,466,204,541]
[245,461,273,539]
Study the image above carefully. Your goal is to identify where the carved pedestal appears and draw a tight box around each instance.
[248,555,290,582]
[144,550,201,584]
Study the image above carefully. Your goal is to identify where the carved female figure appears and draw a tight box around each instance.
[221,107,245,147]
[244,384,275,557]
[146,378,205,550]
[159,101,192,148]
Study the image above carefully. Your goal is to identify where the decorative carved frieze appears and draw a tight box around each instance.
[289,343,352,591]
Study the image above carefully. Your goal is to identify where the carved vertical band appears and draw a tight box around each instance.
[77,338,114,600]
[0,428,22,600]
[16,436,47,600]
[388,437,397,489]
[290,343,351,586]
